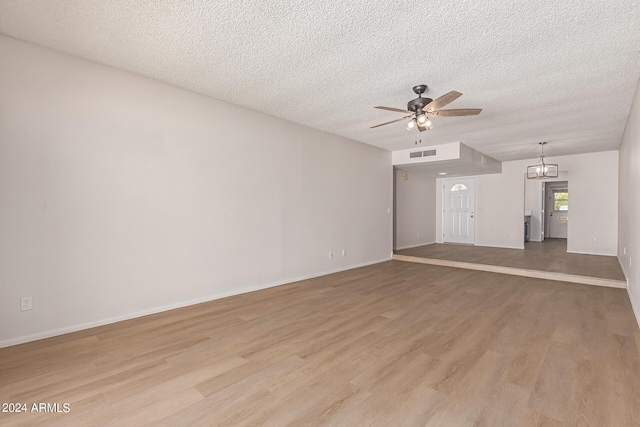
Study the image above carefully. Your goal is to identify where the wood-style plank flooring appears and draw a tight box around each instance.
[1,260,639,426]
[395,239,626,281]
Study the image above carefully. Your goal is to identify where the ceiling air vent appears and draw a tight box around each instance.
[423,149,436,157]
[409,151,423,159]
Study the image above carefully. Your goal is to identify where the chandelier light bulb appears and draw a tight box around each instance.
[406,120,415,130]
[417,114,428,125]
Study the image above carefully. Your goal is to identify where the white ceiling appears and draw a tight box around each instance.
[1,1,639,162]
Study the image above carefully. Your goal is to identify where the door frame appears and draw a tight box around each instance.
[532,172,568,242]
[543,181,569,239]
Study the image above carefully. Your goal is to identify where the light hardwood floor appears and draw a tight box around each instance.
[1,261,639,426]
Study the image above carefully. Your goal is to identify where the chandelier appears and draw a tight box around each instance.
[527,142,558,179]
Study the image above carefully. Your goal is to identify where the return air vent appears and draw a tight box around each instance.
[409,149,437,159]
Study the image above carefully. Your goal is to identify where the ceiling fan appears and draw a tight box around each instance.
[371,85,482,132]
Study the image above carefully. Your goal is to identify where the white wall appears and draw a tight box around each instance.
[562,151,618,255]
[619,75,640,327]
[394,169,436,249]
[436,152,618,254]
[474,161,527,249]
[0,36,393,347]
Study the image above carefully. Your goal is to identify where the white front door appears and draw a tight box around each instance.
[443,177,475,244]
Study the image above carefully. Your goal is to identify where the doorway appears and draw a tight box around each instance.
[443,177,476,244]
[543,181,568,239]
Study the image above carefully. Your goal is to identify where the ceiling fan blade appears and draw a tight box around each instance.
[374,106,412,113]
[370,115,412,128]
[430,108,482,117]
[423,91,462,112]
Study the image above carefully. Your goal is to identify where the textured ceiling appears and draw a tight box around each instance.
[1,0,639,161]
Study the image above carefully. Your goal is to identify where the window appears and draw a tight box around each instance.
[553,190,568,211]
[450,183,468,192]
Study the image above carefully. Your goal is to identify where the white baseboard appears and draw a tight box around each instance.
[0,256,391,349]
[567,250,617,256]
[618,255,630,280]
[395,240,436,250]
[432,241,525,250]
[618,255,639,330]
[629,287,640,332]
[472,243,525,250]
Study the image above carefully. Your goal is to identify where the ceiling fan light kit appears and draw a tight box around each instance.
[417,114,431,127]
[527,142,558,179]
[371,85,482,139]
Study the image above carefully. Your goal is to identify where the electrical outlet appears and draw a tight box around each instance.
[592,238,598,244]
[341,249,346,256]
[21,296,32,311]
[329,251,333,259]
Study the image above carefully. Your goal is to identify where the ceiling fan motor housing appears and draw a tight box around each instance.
[407,84,431,113]
[407,97,433,113]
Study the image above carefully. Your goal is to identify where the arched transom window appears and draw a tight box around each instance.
[450,183,468,192]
